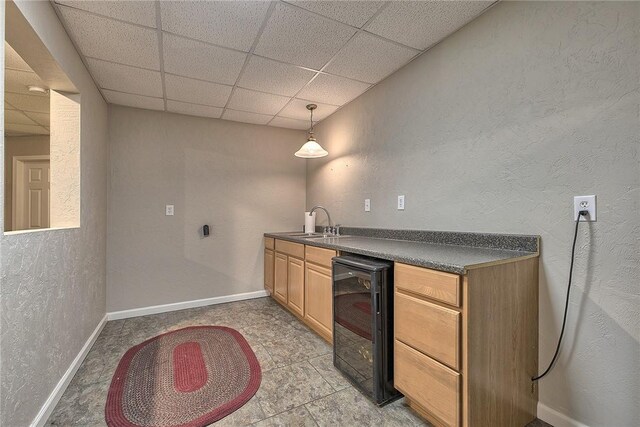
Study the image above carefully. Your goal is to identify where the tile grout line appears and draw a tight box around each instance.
[154,1,168,111]
[221,1,278,120]
[251,402,320,426]
[256,360,338,421]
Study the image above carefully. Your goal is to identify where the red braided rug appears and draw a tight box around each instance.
[105,326,261,427]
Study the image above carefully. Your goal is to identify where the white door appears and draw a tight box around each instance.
[14,158,50,230]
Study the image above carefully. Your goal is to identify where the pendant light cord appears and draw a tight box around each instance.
[532,210,588,382]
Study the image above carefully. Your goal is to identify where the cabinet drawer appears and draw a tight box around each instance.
[265,237,275,250]
[305,245,336,267]
[395,291,460,370]
[275,239,304,258]
[395,340,460,427]
[395,263,460,307]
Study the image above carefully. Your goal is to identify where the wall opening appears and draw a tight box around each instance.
[4,15,80,233]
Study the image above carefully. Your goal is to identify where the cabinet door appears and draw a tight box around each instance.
[274,252,288,304]
[287,256,305,317]
[264,248,274,293]
[304,262,333,341]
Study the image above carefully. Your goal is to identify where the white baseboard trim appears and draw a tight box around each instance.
[106,290,270,321]
[538,403,589,427]
[31,314,108,427]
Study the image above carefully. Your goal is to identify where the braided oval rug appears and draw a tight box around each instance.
[105,326,261,427]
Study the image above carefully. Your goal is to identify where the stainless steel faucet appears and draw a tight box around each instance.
[309,206,333,235]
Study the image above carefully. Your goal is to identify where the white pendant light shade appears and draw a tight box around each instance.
[295,104,328,158]
[295,137,328,158]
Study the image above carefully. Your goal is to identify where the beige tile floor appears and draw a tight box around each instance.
[46,297,552,426]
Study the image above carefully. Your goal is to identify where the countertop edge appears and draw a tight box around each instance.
[264,232,538,276]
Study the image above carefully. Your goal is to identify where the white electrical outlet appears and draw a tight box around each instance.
[364,199,371,212]
[397,195,405,210]
[166,204,174,216]
[573,195,596,221]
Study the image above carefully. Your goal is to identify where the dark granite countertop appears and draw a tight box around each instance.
[264,229,539,275]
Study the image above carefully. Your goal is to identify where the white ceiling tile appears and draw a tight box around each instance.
[254,2,356,69]
[288,1,385,28]
[164,74,232,107]
[4,69,48,95]
[58,5,160,69]
[238,56,315,97]
[279,98,338,121]
[166,100,223,119]
[297,74,370,106]
[163,34,246,86]
[366,1,492,50]
[86,58,163,97]
[5,42,32,72]
[5,93,49,113]
[269,116,310,130]
[5,123,49,135]
[102,90,165,111]
[160,1,270,52]
[325,32,419,84]
[5,110,38,126]
[222,109,273,126]
[227,88,290,116]
[54,0,157,27]
[23,112,50,127]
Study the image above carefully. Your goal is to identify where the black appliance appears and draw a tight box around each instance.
[332,254,400,406]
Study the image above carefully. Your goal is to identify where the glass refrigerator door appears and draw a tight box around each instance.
[333,263,375,396]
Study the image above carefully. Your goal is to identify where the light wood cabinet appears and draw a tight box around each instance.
[395,291,460,370]
[394,258,538,427]
[304,245,336,343]
[287,256,305,316]
[268,238,335,342]
[395,340,460,427]
[304,262,333,342]
[272,239,306,318]
[264,248,274,293]
[274,252,288,304]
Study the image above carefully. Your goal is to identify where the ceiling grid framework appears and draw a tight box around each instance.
[4,42,50,136]
[51,0,496,130]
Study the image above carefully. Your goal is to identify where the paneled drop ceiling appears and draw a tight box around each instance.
[52,1,494,130]
[4,42,50,136]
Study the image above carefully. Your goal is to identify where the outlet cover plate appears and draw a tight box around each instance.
[364,199,371,212]
[398,195,405,210]
[574,195,596,221]
[166,204,175,216]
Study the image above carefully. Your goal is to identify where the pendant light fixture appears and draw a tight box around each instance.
[295,104,328,158]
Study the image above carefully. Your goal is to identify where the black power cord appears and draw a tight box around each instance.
[532,210,589,382]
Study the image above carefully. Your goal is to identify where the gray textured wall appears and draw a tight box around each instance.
[0,1,108,426]
[107,106,306,312]
[307,2,639,425]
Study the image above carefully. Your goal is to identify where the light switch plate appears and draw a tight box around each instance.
[365,199,371,212]
[166,204,174,216]
[397,195,405,210]
[574,195,596,221]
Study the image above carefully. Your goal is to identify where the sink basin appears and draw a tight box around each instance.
[284,232,325,238]
[282,232,351,239]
